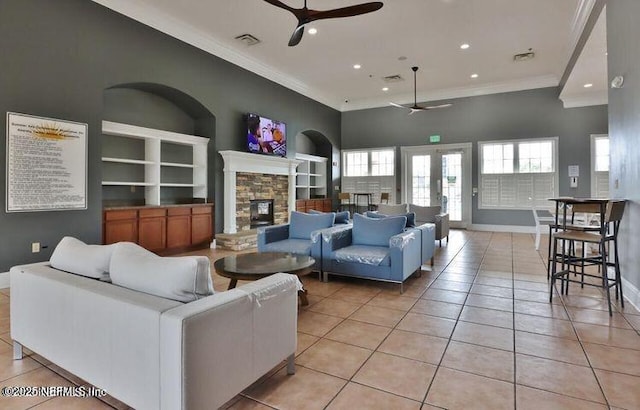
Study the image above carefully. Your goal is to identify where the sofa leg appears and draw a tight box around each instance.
[399,283,404,294]
[431,257,434,266]
[439,239,442,247]
[286,353,296,375]
[13,341,23,360]
[322,272,328,283]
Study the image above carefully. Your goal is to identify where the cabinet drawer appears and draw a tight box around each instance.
[167,207,191,216]
[104,210,137,221]
[139,208,166,218]
[191,206,212,215]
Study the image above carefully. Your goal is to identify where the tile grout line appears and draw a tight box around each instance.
[420,231,490,407]
[322,232,476,409]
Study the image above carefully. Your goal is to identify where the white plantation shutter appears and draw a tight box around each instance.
[479,138,558,209]
[594,172,609,198]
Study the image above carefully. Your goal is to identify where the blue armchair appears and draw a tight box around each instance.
[257,211,336,271]
[321,214,423,292]
[366,211,435,266]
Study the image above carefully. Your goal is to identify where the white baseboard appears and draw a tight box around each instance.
[469,224,536,234]
[0,272,9,289]
[621,277,640,313]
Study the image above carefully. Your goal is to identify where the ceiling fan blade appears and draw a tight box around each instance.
[308,2,383,22]
[424,103,453,110]
[262,0,297,13]
[389,102,408,109]
[288,24,305,46]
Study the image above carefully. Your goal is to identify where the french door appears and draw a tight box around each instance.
[401,143,472,228]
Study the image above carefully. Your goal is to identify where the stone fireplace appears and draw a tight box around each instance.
[220,151,301,234]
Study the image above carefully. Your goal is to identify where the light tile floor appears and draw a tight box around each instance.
[1,230,639,409]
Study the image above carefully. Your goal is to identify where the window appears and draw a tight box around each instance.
[479,138,558,209]
[371,150,394,176]
[591,135,609,198]
[342,148,395,203]
[343,151,368,177]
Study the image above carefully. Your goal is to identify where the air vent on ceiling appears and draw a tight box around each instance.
[382,74,404,83]
[513,51,535,62]
[235,34,261,46]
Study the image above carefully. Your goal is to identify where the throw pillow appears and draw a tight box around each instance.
[309,209,350,224]
[50,236,115,281]
[289,211,335,239]
[366,211,416,228]
[352,213,407,247]
[109,242,214,303]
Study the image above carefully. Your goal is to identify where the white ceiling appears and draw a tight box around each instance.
[93,0,606,111]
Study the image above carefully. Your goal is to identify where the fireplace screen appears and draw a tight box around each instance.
[250,199,274,229]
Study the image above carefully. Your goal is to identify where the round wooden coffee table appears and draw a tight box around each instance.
[214,252,315,305]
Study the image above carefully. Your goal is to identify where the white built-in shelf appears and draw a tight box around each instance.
[295,153,328,200]
[102,181,156,186]
[160,183,201,187]
[160,162,197,168]
[102,121,209,205]
[102,157,155,165]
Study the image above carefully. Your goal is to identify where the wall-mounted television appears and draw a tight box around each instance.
[246,113,287,157]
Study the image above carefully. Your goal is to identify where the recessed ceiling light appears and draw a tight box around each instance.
[470,73,479,79]
[353,64,361,70]
[584,83,593,88]
[308,28,317,35]
[460,43,470,50]
[382,87,389,92]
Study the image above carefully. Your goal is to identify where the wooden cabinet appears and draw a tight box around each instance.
[103,210,137,244]
[167,207,192,249]
[138,209,167,252]
[103,204,213,254]
[295,198,332,213]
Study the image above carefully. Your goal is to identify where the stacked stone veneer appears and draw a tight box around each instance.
[236,172,288,231]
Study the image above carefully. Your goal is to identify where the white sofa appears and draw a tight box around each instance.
[10,262,298,410]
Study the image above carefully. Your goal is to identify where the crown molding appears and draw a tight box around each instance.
[559,90,608,108]
[91,0,344,110]
[341,75,559,112]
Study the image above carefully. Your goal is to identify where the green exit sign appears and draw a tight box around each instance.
[429,135,441,143]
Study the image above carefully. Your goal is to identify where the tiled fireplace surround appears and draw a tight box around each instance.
[220,151,301,234]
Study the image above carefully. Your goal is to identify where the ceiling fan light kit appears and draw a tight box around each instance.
[263,0,384,46]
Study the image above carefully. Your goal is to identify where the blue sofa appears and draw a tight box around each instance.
[321,214,423,292]
[257,211,339,272]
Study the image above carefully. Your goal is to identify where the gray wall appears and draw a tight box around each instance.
[0,0,341,271]
[607,1,640,291]
[342,87,608,225]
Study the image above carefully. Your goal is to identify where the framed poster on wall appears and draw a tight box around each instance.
[6,112,87,212]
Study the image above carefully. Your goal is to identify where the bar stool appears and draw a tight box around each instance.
[337,192,354,214]
[549,200,626,316]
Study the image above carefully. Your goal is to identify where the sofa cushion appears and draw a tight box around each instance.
[50,236,115,281]
[334,245,391,266]
[109,242,214,303]
[260,239,312,255]
[289,211,335,240]
[366,211,416,228]
[309,209,350,224]
[377,203,409,215]
[352,213,407,247]
[409,204,442,223]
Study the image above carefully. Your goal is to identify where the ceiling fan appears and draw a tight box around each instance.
[390,66,452,114]
[263,0,384,46]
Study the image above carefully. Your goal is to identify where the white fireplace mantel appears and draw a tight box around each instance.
[220,150,302,234]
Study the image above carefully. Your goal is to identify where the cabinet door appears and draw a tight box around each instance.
[104,210,137,244]
[138,217,167,252]
[322,198,332,212]
[191,213,212,245]
[167,215,191,249]
[104,220,137,244]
